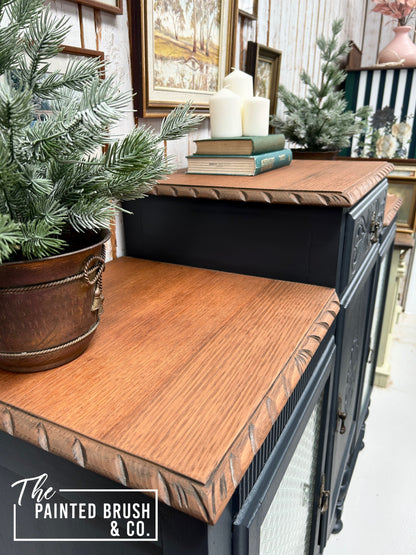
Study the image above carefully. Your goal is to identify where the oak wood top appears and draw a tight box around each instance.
[0,257,339,523]
[152,159,393,207]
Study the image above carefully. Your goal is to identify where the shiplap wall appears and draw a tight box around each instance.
[44,0,397,256]
[236,0,366,99]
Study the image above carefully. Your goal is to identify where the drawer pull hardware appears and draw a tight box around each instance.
[320,475,330,513]
[370,211,380,244]
[338,396,347,434]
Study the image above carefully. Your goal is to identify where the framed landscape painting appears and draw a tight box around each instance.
[128,0,238,117]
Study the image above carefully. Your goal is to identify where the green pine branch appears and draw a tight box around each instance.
[0,213,22,263]
[159,100,205,141]
[0,0,204,263]
[20,218,67,260]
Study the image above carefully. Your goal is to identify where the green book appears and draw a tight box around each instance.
[186,148,292,176]
[193,134,286,156]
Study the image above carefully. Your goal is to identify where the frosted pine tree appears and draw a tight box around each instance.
[270,19,370,152]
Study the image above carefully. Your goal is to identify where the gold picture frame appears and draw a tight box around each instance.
[128,0,238,117]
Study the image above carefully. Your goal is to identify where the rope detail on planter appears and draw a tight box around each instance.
[0,256,106,294]
[0,321,100,358]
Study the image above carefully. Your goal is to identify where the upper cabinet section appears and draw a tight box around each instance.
[152,160,393,208]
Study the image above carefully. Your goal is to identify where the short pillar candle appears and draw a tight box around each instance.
[209,88,243,138]
[242,96,270,136]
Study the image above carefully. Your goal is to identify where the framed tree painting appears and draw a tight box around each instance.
[245,41,281,116]
[128,0,238,117]
[66,0,123,14]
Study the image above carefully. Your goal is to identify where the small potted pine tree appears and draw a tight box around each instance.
[270,19,370,157]
[0,0,203,372]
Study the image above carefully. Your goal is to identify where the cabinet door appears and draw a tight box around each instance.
[356,226,395,444]
[258,396,324,555]
[233,341,335,555]
[328,251,378,532]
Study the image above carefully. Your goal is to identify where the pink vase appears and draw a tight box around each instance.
[378,25,416,67]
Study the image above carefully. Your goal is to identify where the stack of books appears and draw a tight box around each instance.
[186,134,292,176]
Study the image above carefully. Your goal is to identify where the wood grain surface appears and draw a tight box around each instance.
[152,159,393,207]
[0,257,339,523]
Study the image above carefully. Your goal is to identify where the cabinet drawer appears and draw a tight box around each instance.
[340,180,388,291]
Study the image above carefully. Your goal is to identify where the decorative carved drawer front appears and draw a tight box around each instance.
[341,180,388,292]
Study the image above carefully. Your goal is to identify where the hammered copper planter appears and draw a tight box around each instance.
[0,230,110,373]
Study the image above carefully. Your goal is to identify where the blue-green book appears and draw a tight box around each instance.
[186,148,292,176]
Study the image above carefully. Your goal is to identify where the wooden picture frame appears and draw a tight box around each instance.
[388,164,416,233]
[238,0,257,19]
[65,0,123,15]
[128,0,238,117]
[54,45,105,82]
[35,45,104,118]
[60,44,105,66]
[345,41,362,70]
[245,42,281,116]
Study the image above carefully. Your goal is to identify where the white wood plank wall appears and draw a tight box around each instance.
[237,0,366,104]
[40,0,409,255]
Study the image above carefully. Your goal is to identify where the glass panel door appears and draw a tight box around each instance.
[259,395,323,555]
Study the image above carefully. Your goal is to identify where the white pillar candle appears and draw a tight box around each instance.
[209,88,242,138]
[223,69,253,100]
[242,96,270,136]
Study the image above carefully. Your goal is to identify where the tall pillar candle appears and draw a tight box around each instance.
[223,69,253,101]
[242,96,270,136]
[209,88,242,138]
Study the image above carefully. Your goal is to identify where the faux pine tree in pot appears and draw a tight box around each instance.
[0,0,203,372]
[270,19,369,154]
